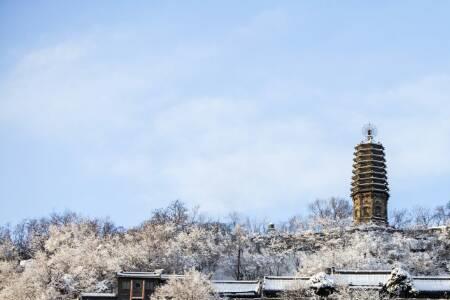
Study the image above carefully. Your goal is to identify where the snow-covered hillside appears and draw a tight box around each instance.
[0,200,448,299]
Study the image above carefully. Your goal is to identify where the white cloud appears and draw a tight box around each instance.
[0,38,139,142]
[109,97,351,214]
[367,75,450,178]
[1,25,450,221]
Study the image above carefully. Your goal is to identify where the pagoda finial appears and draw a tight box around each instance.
[362,123,377,143]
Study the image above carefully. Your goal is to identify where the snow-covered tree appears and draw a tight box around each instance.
[1,200,449,299]
[335,286,380,300]
[151,268,217,300]
[308,272,335,297]
[308,198,352,231]
[380,267,417,298]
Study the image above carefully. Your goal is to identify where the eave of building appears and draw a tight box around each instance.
[353,161,387,167]
[354,152,386,159]
[352,171,387,178]
[351,184,389,191]
[352,179,388,184]
[355,143,385,150]
[351,188,390,196]
[352,184,389,189]
[354,149,385,155]
[352,165,387,172]
[117,272,163,279]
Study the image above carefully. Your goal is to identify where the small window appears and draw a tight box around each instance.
[121,281,130,289]
[135,282,141,289]
[375,206,382,216]
[363,207,369,217]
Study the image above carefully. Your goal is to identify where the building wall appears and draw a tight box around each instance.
[353,191,388,225]
[117,277,161,300]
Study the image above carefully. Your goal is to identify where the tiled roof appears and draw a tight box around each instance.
[263,276,310,292]
[161,274,185,280]
[212,280,260,295]
[333,271,389,287]
[82,270,450,299]
[413,277,450,292]
[117,271,162,278]
[264,271,450,293]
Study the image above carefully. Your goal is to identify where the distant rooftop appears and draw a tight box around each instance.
[212,280,260,296]
[117,271,163,279]
[83,269,450,299]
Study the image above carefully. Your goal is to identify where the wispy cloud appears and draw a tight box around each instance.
[1,4,450,224]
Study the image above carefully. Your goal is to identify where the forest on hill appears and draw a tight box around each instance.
[0,199,449,299]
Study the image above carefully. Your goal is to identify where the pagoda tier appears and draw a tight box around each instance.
[351,140,389,226]
[351,143,389,197]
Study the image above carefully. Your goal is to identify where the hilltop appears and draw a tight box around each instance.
[0,201,449,299]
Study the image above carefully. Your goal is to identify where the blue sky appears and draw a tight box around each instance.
[1,1,450,227]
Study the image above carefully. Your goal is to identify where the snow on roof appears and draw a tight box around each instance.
[114,270,450,294]
[263,276,310,292]
[334,269,390,274]
[117,271,187,280]
[117,271,162,278]
[264,271,391,291]
[161,274,185,280]
[428,225,449,230]
[79,293,116,298]
[413,277,450,292]
[333,273,389,287]
[212,280,260,295]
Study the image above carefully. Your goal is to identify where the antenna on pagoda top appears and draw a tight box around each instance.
[362,123,377,143]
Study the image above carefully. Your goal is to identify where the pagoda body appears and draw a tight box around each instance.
[351,128,389,225]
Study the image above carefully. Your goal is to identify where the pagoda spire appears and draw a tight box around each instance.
[351,124,389,225]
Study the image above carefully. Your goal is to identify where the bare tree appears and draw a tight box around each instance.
[49,211,79,226]
[150,200,190,227]
[227,211,242,229]
[233,225,246,280]
[240,216,268,234]
[447,200,450,224]
[308,197,352,231]
[286,215,308,233]
[309,197,352,221]
[412,206,434,228]
[432,205,448,226]
[329,197,352,221]
[309,199,332,219]
[433,201,450,226]
[389,209,412,229]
